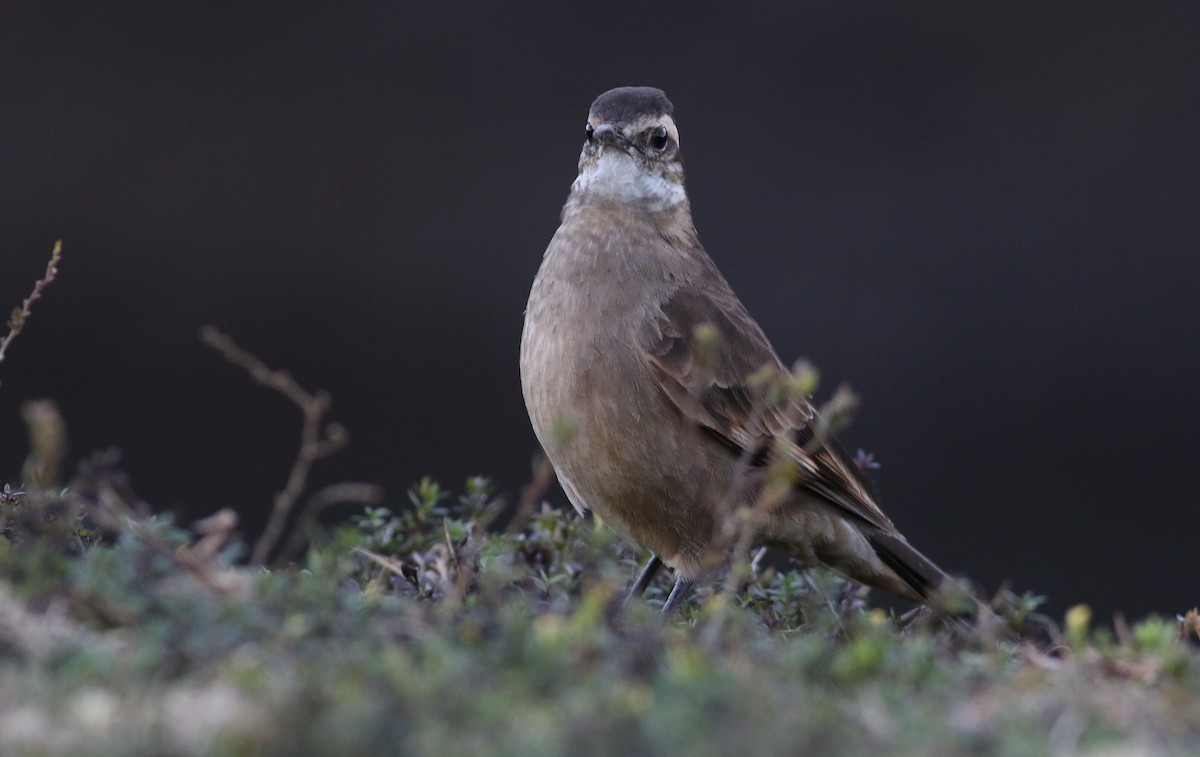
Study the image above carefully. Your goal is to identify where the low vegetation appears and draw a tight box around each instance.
[1,244,1197,755]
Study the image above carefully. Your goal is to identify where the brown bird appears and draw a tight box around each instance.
[520,86,959,613]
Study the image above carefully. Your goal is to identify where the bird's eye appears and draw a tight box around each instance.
[649,126,669,150]
[585,123,595,143]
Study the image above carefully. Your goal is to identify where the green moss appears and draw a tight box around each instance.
[0,477,1196,755]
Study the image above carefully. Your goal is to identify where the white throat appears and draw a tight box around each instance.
[571,149,685,212]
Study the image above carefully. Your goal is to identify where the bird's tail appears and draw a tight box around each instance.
[866,528,979,617]
[866,529,950,600]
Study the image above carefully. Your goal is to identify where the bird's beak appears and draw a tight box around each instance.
[592,123,629,149]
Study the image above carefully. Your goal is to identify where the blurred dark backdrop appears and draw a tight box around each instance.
[2,2,1197,621]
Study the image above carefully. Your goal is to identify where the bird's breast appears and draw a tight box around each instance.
[519,212,723,565]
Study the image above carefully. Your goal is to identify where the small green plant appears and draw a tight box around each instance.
[1,282,1196,754]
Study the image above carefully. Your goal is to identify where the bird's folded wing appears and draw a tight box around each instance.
[646,281,896,533]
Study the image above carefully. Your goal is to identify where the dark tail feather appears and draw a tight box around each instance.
[867,530,955,602]
[867,530,983,622]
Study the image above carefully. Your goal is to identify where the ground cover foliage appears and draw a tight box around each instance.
[2,246,1199,755]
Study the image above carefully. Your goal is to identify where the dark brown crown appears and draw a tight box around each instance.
[589,87,674,124]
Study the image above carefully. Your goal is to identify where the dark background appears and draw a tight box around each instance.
[2,2,1197,621]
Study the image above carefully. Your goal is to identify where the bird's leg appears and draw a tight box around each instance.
[661,577,694,616]
[624,554,663,605]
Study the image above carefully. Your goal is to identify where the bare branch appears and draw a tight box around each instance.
[504,455,556,535]
[0,241,63,386]
[199,326,348,565]
[275,482,384,564]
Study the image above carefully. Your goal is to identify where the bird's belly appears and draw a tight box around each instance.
[520,317,725,571]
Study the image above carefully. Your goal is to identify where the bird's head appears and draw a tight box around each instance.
[571,86,687,213]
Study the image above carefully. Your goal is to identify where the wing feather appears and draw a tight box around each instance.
[646,275,897,533]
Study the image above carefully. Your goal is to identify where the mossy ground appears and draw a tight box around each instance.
[0,474,1196,756]
[2,252,1196,755]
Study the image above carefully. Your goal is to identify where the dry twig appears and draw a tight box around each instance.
[505,455,556,535]
[0,241,63,387]
[199,326,349,565]
[275,482,384,564]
